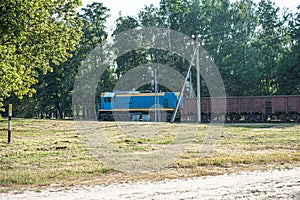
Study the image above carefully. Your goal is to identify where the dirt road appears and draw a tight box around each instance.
[2,168,300,200]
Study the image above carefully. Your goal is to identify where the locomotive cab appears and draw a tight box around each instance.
[101,93,115,110]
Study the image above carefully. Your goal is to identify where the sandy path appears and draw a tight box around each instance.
[2,168,300,200]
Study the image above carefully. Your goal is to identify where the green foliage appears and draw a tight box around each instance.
[254,0,286,95]
[113,16,139,78]
[79,2,110,50]
[34,2,111,119]
[112,0,298,97]
[276,7,300,94]
[0,0,82,113]
[2,2,113,118]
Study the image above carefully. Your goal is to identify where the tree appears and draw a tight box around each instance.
[221,0,260,96]
[113,16,141,79]
[0,0,82,112]
[111,0,298,97]
[276,6,300,95]
[36,2,111,119]
[254,0,286,95]
[138,5,161,27]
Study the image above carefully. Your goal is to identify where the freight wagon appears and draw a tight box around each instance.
[182,95,300,122]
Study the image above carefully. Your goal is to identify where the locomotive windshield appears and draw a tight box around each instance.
[104,97,112,102]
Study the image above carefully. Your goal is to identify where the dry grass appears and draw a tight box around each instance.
[0,119,299,192]
[0,119,113,192]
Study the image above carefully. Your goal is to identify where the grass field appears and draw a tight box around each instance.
[0,119,299,192]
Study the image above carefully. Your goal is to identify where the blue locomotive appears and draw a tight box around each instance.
[96,91,182,122]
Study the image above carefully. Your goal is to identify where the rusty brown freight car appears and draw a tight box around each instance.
[241,97,267,122]
[182,98,197,121]
[271,96,300,121]
[182,96,300,123]
[227,97,241,121]
[181,97,211,122]
[224,97,267,122]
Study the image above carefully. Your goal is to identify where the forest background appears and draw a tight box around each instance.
[0,0,299,119]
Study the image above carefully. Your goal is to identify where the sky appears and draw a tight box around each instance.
[80,0,299,34]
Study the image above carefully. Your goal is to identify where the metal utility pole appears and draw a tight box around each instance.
[193,35,201,123]
[154,69,158,122]
[171,35,201,123]
[171,50,196,123]
[189,71,193,98]
[196,45,201,123]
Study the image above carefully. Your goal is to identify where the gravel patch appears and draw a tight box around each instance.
[2,168,300,200]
